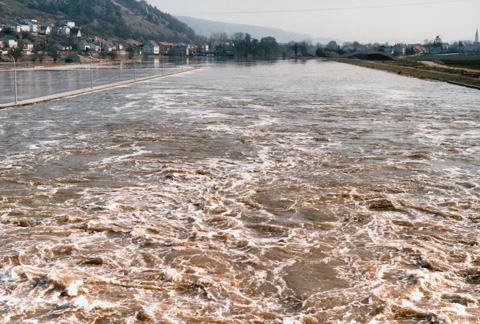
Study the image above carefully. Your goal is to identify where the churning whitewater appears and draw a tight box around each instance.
[1,60,480,324]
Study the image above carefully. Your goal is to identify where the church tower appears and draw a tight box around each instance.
[476,28,479,44]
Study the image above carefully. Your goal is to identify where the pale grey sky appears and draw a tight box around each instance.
[149,0,480,44]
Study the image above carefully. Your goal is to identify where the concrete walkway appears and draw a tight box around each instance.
[0,67,197,109]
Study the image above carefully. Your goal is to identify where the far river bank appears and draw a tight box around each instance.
[333,57,480,90]
[3,54,480,90]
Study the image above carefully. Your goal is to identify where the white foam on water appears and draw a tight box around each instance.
[1,60,480,323]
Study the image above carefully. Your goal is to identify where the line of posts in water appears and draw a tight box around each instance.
[1,53,188,105]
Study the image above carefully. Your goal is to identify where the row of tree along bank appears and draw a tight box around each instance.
[4,27,480,65]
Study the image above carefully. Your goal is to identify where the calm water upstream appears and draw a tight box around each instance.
[1,60,480,324]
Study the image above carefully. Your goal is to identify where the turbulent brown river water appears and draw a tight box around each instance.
[1,60,480,324]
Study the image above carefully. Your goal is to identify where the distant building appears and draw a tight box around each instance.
[18,22,30,32]
[28,21,40,33]
[159,42,174,54]
[39,24,52,35]
[143,40,159,55]
[91,36,112,52]
[0,36,18,48]
[379,45,393,54]
[171,43,196,56]
[112,41,124,51]
[18,18,37,24]
[392,44,406,56]
[70,28,82,38]
[428,46,442,55]
[187,44,197,56]
[3,22,22,33]
[20,39,34,51]
[58,26,70,36]
[413,45,427,55]
[58,19,76,28]
[475,28,479,45]
[19,19,40,33]
[54,43,71,51]
[89,43,100,51]
[77,40,90,51]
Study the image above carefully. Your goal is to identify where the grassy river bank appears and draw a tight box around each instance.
[333,55,480,90]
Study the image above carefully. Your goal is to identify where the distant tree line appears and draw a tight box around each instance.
[215,33,318,59]
[230,33,280,58]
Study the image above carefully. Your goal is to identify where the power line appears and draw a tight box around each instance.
[180,0,468,16]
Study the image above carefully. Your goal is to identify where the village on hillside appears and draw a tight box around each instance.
[1,17,480,63]
[0,17,209,63]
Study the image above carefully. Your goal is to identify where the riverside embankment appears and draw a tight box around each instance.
[333,57,480,90]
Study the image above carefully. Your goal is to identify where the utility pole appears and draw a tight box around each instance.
[133,53,136,81]
[6,54,18,104]
[88,53,94,89]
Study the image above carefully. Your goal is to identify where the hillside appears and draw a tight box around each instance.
[176,16,336,44]
[0,0,200,43]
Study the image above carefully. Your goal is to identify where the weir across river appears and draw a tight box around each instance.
[0,67,197,109]
[0,58,194,109]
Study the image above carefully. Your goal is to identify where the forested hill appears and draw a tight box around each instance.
[0,0,200,43]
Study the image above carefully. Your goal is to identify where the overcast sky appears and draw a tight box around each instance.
[149,0,480,44]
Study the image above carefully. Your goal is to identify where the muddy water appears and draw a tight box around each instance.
[0,60,480,323]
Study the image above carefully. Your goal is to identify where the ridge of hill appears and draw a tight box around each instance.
[175,16,336,44]
[0,0,200,43]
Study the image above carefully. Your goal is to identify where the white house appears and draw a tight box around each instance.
[143,40,159,55]
[58,27,70,36]
[18,19,39,33]
[39,24,52,35]
[4,22,22,33]
[28,22,40,33]
[58,19,75,28]
[20,39,34,51]
[1,37,18,48]
[112,41,124,51]
[17,22,30,32]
